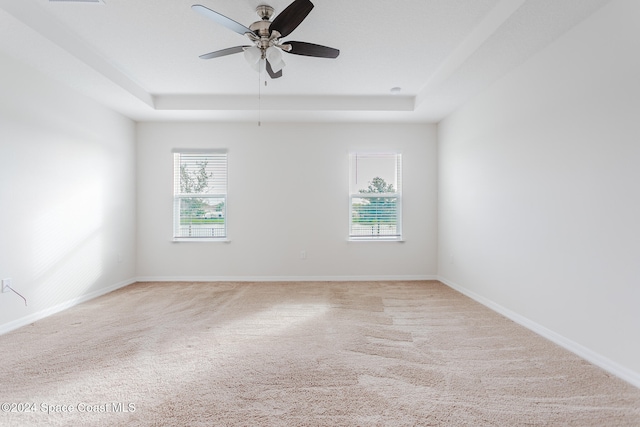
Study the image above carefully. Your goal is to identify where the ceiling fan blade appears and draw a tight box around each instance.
[285,41,340,58]
[199,46,249,60]
[269,0,314,38]
[192,4,255,36]
[266,60,283,79]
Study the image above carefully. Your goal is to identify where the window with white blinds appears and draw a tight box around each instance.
[173,150,227,240]
[349,152,402,240]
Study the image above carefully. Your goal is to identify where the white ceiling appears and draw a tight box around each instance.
[0,0,610,123]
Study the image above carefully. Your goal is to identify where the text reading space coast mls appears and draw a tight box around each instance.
[2,402,136,414]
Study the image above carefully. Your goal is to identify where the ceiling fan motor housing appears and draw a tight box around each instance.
[256,5,274,20]
[249,20,272,38]
[249,7,283,57]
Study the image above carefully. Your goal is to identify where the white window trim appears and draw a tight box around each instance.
[173,238,231,243]
[172,149,228,242]
[348,152,403,242]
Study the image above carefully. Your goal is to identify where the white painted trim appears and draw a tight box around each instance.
[135,275,437,283]
[437,276,640,390]
[0,278,136,336]
[154,94,414,112]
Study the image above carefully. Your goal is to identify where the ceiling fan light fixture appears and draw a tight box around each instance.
[271,58,285,73]
[266,46,285,72]
[244,46,262,65]
[258,58,267,73]
[248,58,267,73]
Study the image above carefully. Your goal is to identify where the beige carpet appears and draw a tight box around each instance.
[0,281,639,426]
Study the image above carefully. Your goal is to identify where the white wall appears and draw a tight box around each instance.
[137,122,437,280]
[438,0,640,383]
[0,51,137,332]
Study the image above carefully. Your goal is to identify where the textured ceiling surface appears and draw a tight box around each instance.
[0,0,610,122]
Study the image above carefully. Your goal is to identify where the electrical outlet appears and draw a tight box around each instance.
[2,278,11,293]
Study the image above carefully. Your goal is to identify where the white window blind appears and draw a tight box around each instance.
[349,152,402,240]
[173,150,227,239]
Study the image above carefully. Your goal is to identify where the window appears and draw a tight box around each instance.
[349,152,402,240]
[173,149,227,240]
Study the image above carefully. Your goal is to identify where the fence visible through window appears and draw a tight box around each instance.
[178,225,226,238]
[349,194,400,239]
[350,223,399,238]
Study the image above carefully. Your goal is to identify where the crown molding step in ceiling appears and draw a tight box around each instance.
[153,94,415,112]
[0,0,612,122]
[49,0,105,4]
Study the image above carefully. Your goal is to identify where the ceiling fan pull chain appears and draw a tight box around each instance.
[258,64,265,126]
[257,65,261,127]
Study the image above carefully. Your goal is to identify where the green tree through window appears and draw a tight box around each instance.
[349,152,402,240]
[180,160,212,220]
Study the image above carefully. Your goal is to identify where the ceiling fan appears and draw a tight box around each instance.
[192,0,340,79]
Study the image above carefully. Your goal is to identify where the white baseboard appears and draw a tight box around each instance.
[0,278,136,336]
[437,276,640,390]
[0,275,435,336]
[6,274,636,389]
[135,275,438,282]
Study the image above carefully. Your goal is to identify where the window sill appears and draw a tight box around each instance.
[348,238,405,243]
[172,238,230,243]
